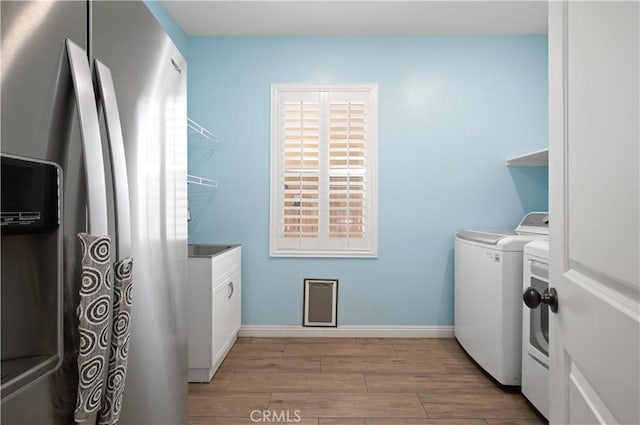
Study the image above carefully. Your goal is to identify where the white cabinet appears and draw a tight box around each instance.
[187,245,241,382]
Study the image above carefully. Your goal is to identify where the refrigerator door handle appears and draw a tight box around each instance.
[94,60,132,259]
[65,39,109,236]
[66,39,111,425]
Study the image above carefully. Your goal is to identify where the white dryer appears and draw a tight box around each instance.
[454,212,548,387]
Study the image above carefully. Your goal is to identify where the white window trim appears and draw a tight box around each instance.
[270,83,379,258]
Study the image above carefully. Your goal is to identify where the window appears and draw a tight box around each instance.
[270,84,378,257]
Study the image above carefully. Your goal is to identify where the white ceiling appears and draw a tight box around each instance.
[161,1,548,36]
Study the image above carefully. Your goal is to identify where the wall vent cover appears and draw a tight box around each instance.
[303,279,338,327]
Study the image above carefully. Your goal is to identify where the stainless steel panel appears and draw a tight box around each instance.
[1,2,87,424]
[1,1,86,160]
[91,2,188,424]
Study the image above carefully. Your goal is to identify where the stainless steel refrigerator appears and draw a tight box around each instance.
[1,1,188,424]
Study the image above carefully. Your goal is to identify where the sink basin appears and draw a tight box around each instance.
[188,244,237,257]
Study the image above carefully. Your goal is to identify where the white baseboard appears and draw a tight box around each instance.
[238,325,454,338]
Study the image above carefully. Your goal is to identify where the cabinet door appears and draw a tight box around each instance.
[228,269,241,339]
[212,277,232,364]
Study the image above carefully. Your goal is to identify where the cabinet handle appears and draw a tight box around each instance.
[228,282,234,299]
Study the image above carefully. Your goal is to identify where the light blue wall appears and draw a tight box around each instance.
[144,0,188,57]
[187,36,548,326]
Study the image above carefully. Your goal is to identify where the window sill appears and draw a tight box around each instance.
[269,249,378,259]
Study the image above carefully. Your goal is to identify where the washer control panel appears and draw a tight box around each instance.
[517,212,549,234]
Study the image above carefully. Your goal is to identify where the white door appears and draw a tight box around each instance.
[548,1,639,424]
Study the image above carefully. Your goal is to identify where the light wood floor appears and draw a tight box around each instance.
[188,337,545,425]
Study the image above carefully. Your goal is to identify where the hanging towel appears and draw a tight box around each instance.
[74,233,114,422]
[98,257,134,425]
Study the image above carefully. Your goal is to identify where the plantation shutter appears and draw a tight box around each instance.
[271,85,378,257]
[282,94,321,239]
[328,92,368,240]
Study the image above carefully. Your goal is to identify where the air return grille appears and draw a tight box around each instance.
[303,279,338,327]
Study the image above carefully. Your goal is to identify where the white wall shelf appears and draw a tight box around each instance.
[188,174,218,188]
[188,118,218,145]
[188,118,219,175]
[187,118,219,227]
[505,148,548,166]
[187,117,218,186]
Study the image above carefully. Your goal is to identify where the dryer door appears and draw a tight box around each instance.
[528,261,549,357]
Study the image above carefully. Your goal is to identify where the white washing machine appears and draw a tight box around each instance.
[454,212,548,387]
[522,240,550,419]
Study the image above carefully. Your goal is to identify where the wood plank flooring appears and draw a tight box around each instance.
[188,337,545,425]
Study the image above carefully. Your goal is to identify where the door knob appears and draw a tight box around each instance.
[523,287,558,313]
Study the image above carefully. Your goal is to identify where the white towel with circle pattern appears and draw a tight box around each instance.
[74,233,113,422]
[98,257,134,425]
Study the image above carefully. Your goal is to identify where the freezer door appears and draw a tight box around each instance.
[1,2,89,425]
[91,2,188,424]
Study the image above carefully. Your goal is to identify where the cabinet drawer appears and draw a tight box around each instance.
[212,246,241,283]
